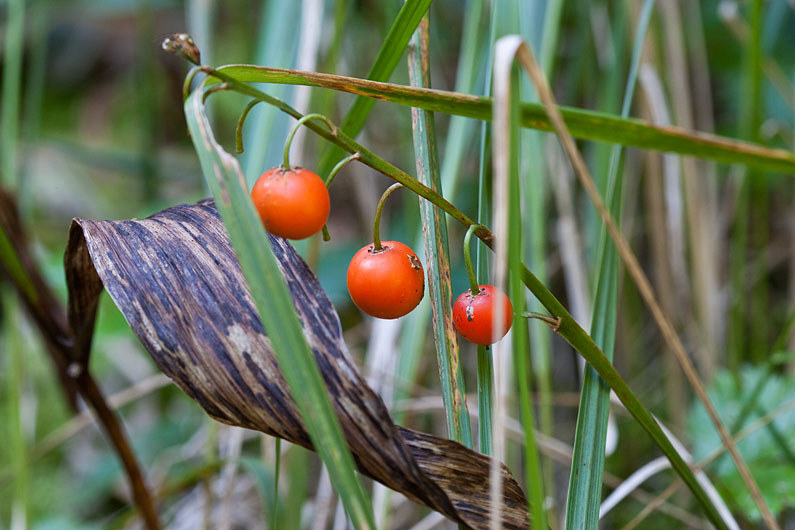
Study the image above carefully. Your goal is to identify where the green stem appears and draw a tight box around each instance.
[463,224,482,295]
[272,437,281,529]
[476,346,493,455]
[372,183,403,251]
[282,113,336,169]
[321,152,361,241]
[202,82,228,103]
[324,152,360,188]
[235,99,262,153]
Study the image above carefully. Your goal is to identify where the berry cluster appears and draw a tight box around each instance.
[250,161,512,346]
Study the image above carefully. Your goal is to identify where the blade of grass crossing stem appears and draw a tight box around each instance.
[315,0,432,178]
[518,0,564,505]
[493,40,547,530]
[184,90,375,529]
[195,70,755,525]
[216,65,795,174]
[395,0,488,453]
[566,3,654,528]
[408,18,472,447]
[440,0,487,200]
[240,0,300,184]
[475,0,520,461]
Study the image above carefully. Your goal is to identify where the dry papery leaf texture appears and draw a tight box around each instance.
[64,199,531,529]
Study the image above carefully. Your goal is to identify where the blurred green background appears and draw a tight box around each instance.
[2,0,795,528]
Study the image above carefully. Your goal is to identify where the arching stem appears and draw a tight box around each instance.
[464,224,482,295]
[202,82,228,103]
[282,113,336,170]
[321,152,361,241]
[235,99,262,154]
[373,183,403,251]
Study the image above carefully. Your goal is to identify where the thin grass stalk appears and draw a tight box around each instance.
[566,2,654,527]
[240,0,300,182]
[2,1,28,527]
[658,0,719,380]
[746,0,769,363]
[492,39,546,530]
[730,0,765,367]
[518,0,564,508]
[439,0,486,199]
[184,90,375,529]
[314,0,432,178]
[408,17,472,447]
[638,71,686,430]
[512,34,781,529]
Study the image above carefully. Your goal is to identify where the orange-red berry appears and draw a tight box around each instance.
[452,285,513,345]
[251,166,330,240]
[347,241,425,319]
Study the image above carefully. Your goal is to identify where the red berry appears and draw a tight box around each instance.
[452,285,513,345]
[251,166,330,240]
[347,241,425,319]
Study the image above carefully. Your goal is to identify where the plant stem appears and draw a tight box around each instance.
[235,99,261,153]
[463,224,482,295]
[282,113,336,169]
[372,183,403,251]
[272,437,281,529]
[321,152,360,241]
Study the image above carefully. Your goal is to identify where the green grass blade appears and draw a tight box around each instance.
[315,0,432,177]
[184,89,375,529]
[440,0,487,199]
[240,0,301,183]
[215,64,795,173]
[519,0,564,508]
[493,36,546,529]
[407,19,472,448]
[565,2,655,528]
[1,1,29,527]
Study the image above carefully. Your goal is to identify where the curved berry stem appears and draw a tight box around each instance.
[202,82,228,103]
[235,99,262,154]
[282,113,336,170]
[321,152,361,242]
[464,224,482,295]
[324,152,360,188]
[372,183,403,251]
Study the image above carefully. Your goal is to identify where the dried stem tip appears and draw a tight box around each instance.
[162,33,201,65]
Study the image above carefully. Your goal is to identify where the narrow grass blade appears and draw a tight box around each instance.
[407,18,472,448]
[240,0,301,183]
[566,2,654,528]
[215,64,795,173]
[518,0,564,507]
[1,1,29,527]
[315,0,432,177]
[493,36,546,530]
[184,90,376,529]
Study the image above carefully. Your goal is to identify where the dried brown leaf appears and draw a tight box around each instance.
[64,199,531,529]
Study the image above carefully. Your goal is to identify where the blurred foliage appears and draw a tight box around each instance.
[0,0,794,528]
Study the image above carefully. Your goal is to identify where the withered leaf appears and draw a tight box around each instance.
[65,199,531,529]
